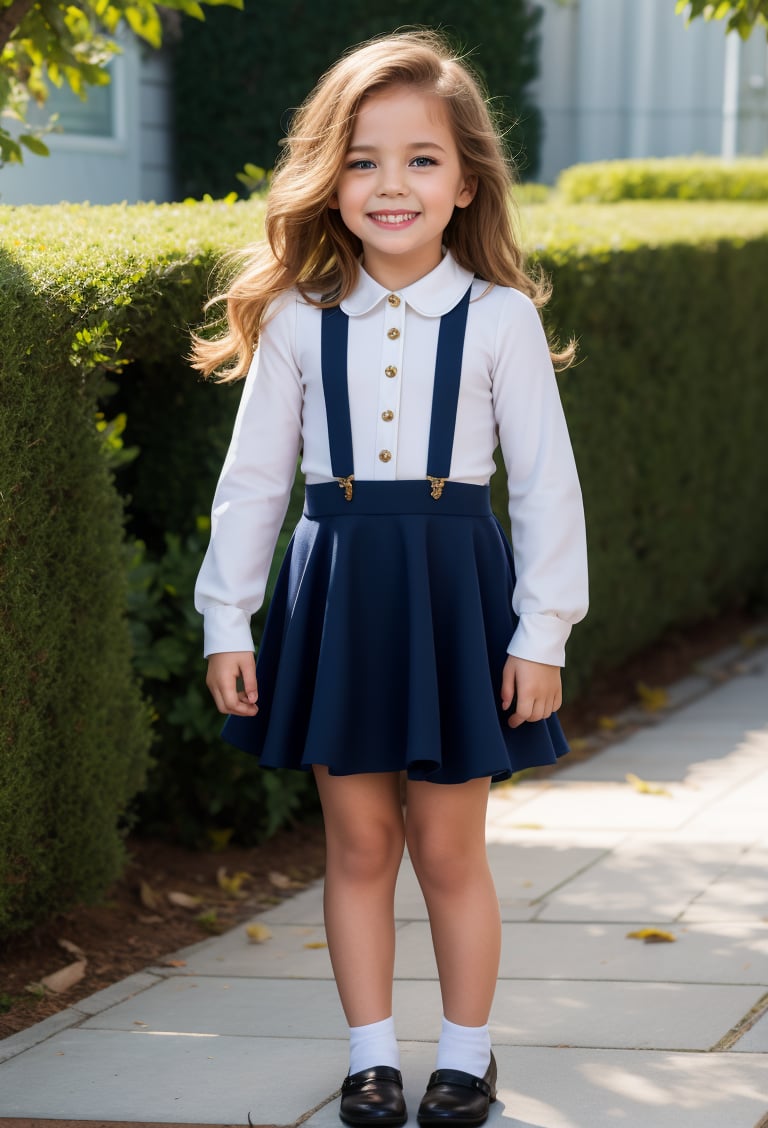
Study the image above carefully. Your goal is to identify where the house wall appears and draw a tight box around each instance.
[534,0,768,184]
[0,33,174,206]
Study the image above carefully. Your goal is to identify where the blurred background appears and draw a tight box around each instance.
[1,0,767,205]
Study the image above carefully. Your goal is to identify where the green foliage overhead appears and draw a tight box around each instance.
[556,157,768,202]
[676,0,768,38]
[172,2,543,198]
[0,0,243,164]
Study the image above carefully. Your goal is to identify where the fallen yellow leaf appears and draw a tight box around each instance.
[217,868,253,897]
[303,941,328,950]
[138,880,160,910]
[245,923,273,944]
[625,772,671,797]
[598,715,618,730]
[626,928,677,944]
[636,682,669,712]
[206,827,234,851]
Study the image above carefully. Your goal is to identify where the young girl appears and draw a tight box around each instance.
[193,30,587,1128]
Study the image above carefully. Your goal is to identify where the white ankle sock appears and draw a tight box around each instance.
[436,1016,491,1076]
[348,1015,400,1074]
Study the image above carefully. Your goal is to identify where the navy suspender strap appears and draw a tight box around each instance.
[320,282,473,502]
[425,284,472,498]
[321,305,355,500]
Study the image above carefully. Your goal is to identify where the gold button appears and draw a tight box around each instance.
[381,410,394,422]
[385,365,398,378]
[387,293,401,307]
[378,449,392,463]
[387,328,400,340]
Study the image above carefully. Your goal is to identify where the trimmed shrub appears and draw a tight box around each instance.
[557,157,768,203]
[0,234,153,938]
[171,2,543,198]
[2,198,768,909]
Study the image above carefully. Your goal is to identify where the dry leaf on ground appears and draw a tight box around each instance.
[40,959,88,992]
[304,941,328,950]
[268,870,305,891]
[625,772,671,797]
[167,890,203,909]
[626,928,677,944]
[245,923,273,944]
[58,938,86,960]
[138,880,161,910]
[217,867,253,897]
[636,682,669,712]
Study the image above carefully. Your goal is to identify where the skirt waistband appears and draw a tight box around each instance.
[304,480,492,517]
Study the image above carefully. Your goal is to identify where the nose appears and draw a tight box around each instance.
[375,163,407,196]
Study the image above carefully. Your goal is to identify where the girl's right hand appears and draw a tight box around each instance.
[205,651,259,716]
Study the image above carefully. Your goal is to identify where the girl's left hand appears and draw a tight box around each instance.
[501,655,562,728]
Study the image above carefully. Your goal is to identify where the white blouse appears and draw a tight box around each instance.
[195,251,589,663]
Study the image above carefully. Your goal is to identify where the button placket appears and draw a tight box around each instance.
[375,297,404,479]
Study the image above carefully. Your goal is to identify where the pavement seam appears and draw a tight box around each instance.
[527,842,626,919]
[710,989,768,1051]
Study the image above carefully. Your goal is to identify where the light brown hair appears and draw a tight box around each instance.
[192,29,570,381]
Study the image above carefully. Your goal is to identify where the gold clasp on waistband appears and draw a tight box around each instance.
[337,475,354,501]
[427,476,446,500]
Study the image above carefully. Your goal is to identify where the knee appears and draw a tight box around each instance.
[406,826,481,896]
[329,819,404,884]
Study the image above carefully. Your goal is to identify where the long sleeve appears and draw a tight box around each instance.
[492,289,588,666]
[194,296,303,657]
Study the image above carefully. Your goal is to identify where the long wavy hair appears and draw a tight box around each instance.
[192,29,571,381]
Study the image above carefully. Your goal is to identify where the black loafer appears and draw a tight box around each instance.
[417,1052,497,1126]
[339,1065,408,1126]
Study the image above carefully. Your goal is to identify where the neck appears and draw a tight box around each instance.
[361,248,444,292]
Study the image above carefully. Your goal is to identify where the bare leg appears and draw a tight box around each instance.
[313,766,405,1026]
[405,777,500,1025]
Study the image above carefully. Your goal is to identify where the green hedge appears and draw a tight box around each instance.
[0,224,157,937]
[557,158,768,202]
[2,198,768,931]
[171,2,543,198]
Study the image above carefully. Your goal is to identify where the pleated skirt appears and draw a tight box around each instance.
[222,480,569,783]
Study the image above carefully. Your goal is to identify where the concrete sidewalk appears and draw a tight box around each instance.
[1,646,767,1128]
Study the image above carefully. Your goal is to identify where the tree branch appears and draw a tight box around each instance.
[0,0,38,54]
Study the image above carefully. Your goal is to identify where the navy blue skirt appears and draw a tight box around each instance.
[222,481,569,783]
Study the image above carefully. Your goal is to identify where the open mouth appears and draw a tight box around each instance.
[368,212,419,225]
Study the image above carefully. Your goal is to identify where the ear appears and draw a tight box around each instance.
[455,174,477,210]
[328,191,340,210]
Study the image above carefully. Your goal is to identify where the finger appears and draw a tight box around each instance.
[240,654,259,705]
[500,665,516,712]
[212,677,257,716]
[507,691,534,728]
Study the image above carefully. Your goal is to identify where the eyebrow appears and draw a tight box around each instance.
[346,142,447,154]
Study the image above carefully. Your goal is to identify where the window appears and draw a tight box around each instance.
[45,77,114,138]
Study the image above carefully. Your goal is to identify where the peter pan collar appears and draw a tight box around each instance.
[340,250,475,318]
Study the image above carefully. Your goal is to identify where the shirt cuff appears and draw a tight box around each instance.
[506,613,573,668]
[202,606,255,659]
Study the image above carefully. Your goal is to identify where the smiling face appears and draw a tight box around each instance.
[330,84,476,291]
